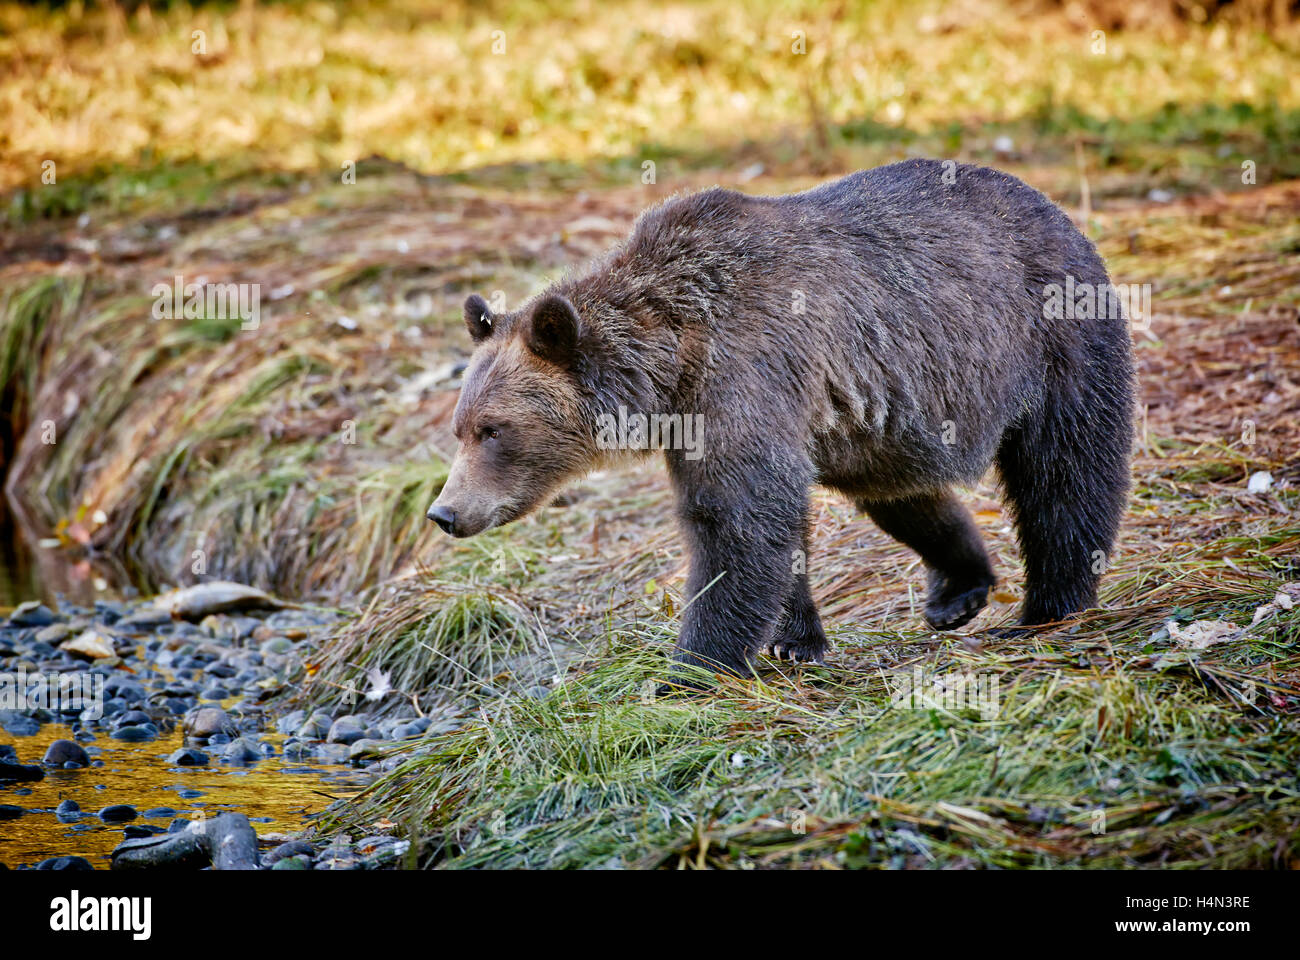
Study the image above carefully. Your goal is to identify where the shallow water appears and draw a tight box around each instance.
[0,494,136,610]
[0,500,367,869]
[0,722,364,868]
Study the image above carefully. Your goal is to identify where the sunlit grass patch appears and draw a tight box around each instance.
[3,0,1298,198]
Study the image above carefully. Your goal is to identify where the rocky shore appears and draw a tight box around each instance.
[0,583,453,870]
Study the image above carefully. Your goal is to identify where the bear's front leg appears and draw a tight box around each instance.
[667,454,810,679]
[765,525,828,664]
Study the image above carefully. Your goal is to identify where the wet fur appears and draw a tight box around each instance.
[444,159,1135,678]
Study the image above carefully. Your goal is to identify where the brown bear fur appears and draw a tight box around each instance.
[429,160,1135,679]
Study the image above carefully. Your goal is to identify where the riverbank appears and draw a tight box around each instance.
[0,583,451,869]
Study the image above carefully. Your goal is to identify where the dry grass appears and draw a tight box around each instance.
[2,0,1298,195]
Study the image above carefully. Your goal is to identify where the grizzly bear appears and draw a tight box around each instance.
[428,159,1134,679]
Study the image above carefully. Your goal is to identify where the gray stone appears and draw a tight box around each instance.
[111,828,208,870]
[327,717,366,745]
[34,623,72,644]
[263,839,316,866]
[222,738,262,763]
[168,748,209,766]
[99,804,137,823]
[206,812,260,870]
[271,854,311,870]
[295,711,332,740]
[0,758,44,782]
[348,738,386,762]
[10,602,56,627]
[111,724,157,742]
[275,709,306,735]
[182,706,234,739]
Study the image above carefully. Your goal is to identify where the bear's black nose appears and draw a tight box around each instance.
[427,504,456,535]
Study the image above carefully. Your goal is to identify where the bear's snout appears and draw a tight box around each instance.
[426,503,458,536]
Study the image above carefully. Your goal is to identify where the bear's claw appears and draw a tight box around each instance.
[764,639,827,664]
[924,579,992,631]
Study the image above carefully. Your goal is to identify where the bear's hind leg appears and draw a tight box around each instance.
[995,396,1130,626]
[859,491,995,630]
[765,520,828,663]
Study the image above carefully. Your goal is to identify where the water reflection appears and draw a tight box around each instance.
[0,492,139,609]
[0,723,364,868]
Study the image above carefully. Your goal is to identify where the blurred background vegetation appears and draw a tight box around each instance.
[2,0,1298,214]
[0,0,1295,597]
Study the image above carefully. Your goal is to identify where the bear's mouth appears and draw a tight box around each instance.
[488,502,528,531]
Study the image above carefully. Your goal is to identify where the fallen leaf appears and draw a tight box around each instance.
[364,667,393,701]
[1168,619,1241,650]
[61,629,116,660]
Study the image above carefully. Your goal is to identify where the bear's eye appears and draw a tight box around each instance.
[479,426,500,442]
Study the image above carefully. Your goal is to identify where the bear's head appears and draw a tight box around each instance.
[426,291,596,537]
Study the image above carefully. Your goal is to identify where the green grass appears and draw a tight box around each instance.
[317,578,1300,869]
[295,578,549,720]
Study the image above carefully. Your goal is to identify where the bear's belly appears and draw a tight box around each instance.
[810,422,998,501]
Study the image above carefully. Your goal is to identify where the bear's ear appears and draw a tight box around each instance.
[524,294,581,367]
[464,294,494,343]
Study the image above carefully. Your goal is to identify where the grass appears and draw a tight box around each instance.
[3,0,1299,211]
[295,577,549,719]
[317,554,1300,869]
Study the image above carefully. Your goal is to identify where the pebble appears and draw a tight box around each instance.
[1,715,41,736]
[36,856,94,870]
[296,711,333,740]
[327,716,367,745]
[0,758,44,782]
[313,742,352,764]
[42,739,90,767]
[123,825,165,839]
[99,804,138,823]
[34,623,72,644]
[263,839,316,867]
[111,724,158,742]
[271,854,312,870]
[182,705,235,739]
[222,738,263,764]
[168,747,210,766]
[9,601,56,627]
[0,590,443,872]
[348,739,387,762]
